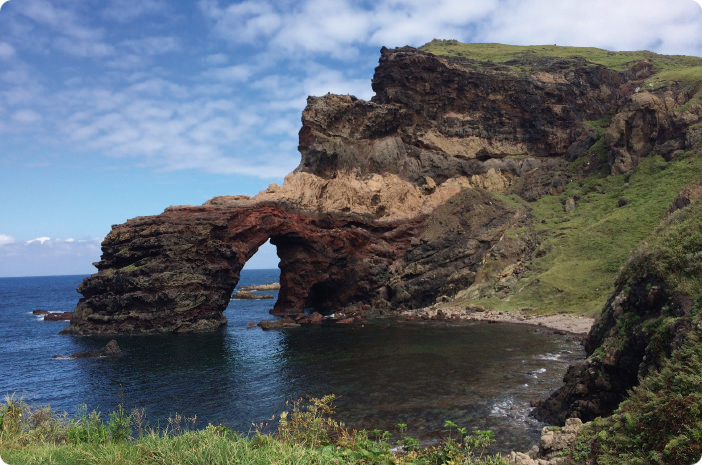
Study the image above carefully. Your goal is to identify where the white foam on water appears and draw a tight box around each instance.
[528,367,547,378]
[534,352,560,361]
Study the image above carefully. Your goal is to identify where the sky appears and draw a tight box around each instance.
[1,0,702,277]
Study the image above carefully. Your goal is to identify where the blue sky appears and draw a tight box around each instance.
[1,0,702,277]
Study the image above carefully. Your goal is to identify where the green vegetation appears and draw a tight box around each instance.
[562,194,702,464]
[1,395,509,465]
[466,153,702,316]
[420,39,702,73]
[621,192,702,301]
[421,40,702,103]
[574,325,702,465]
[119,263,142,272]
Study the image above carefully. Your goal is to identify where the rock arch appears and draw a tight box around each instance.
[62,203,424,335]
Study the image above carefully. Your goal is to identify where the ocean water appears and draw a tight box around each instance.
[0,271,583,452]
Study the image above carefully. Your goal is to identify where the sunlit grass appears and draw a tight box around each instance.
[1,395,509,465]
[420,40,702,72]
[465,153,702,316]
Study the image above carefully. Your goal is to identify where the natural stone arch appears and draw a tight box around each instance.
[62,203,422,335]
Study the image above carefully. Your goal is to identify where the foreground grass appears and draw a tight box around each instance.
[0,395,508,465]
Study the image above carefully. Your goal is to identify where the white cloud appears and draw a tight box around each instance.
[26,236,51,245]
[203,0,283,44]
[0,234,15,246]
[0,237,102,277]
[204,64,254,82]
[478,0,702,55]
[200,0,702,57]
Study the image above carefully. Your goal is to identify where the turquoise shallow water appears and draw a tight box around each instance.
[0,271,583,452]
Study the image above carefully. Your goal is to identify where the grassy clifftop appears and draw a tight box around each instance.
[421,39,702,74]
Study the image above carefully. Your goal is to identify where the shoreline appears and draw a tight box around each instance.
[400,305,595,336]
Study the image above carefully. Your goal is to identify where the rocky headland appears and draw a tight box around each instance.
[61,39,702,463]
[65,42,702,336]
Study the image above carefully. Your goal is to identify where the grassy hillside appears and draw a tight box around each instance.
[571,197,702,464]
[456,152,702,316]
[420,39,702,74]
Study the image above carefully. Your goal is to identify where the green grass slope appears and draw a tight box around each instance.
[420,39,702,74]
[459,153,702,316]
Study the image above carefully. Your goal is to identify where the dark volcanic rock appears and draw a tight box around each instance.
[62,205,427,335]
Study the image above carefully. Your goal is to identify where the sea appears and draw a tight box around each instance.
[0,270,583,452]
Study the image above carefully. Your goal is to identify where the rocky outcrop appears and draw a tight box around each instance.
[239,283,280,291]
[508,418,583,465]
[606,88,702,174]
[534,275,692,424]
[64,44,702,335]
[62,205,426,335]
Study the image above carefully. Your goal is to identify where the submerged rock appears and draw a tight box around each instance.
[257,318,300,330]
[43,312,73,321]
[54,340,122,359]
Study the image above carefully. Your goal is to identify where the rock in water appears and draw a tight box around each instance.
[43,312,73,321]
[231,290,274,300]
[67,340,122,359]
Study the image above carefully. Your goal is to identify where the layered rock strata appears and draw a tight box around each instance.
[65,44,702,335]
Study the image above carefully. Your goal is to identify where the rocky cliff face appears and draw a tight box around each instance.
[65,43,702,335]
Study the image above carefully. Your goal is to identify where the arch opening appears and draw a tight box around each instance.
[229,239,282,306]
[242,239,280,271]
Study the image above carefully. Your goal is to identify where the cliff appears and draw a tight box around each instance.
[64,42,702,346]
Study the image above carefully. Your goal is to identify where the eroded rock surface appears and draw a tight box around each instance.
[65,44,702,335]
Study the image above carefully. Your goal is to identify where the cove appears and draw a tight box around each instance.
[0,271,583,453]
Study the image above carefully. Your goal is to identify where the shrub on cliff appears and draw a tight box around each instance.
[574,325,702,465]
[570,197,702,464]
